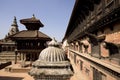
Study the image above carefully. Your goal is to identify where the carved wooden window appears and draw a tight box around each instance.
[87,15,90,27]
[115,0,120,7]
[74,53,76,64]
[85,68,90,76]
[105,0,114,13]
[79,60,83,70]
[93,67,106,80]
[96,12,102,21]
[91,11,95,19]
[8,46,11,51]
[101,73,107,80]
[79,43,83,53]
[105,0,113,4]
[90,10,96,24]
[2,46,6,51]
[87,15,90,23]
[96,2,102,14]
[11,46,15,51]
[70,52,74,59]
[70,44,72,49]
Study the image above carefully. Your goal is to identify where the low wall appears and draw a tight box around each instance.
[0,61,12,69]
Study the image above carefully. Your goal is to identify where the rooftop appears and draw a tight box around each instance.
[10,30,51,40]
[20,15,44,30]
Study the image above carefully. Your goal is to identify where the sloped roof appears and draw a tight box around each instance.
[10,30,51,40]
[20,15,44,27]
[63,0,101,41]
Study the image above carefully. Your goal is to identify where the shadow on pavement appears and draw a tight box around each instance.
[0,76,23,80]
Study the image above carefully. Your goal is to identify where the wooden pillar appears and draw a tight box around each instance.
[24,53,26,61]
[19,53,21,60]
[21,53,26,67]
[21,53,23,61]
[15,51,17,64]
[29,53,32,67]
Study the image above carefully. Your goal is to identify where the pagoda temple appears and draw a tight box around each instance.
[0,16,19,62]
[29,38,73,80]
[10,15,51,66]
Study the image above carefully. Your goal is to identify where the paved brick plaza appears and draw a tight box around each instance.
[0,62,86,80]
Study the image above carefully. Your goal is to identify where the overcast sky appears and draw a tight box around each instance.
[0,0,75,41]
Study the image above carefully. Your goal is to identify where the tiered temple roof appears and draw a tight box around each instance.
[9,15,51,64]
[20,14,43,30]
[11,30,51,40]
[10,15,51,41]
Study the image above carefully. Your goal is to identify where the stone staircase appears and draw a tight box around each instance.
[0,51,20,62]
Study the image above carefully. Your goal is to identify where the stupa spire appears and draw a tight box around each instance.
[7,16,19,36]
[11,16,18,27]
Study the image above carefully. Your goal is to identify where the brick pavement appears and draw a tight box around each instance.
[0,62,86,80]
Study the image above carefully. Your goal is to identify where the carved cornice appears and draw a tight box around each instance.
[87,6,120,33]
[68,6,120,43]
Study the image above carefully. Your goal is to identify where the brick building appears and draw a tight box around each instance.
[63,0,120,80]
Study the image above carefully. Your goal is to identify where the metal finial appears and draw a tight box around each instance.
[52,37,57,42]
[32,14,36,19]
[14,16,16,19]
[48,37,59,47]
[12,16,17,25]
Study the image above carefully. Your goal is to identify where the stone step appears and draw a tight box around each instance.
[0,57,20,61]
[0,55,20,57]
[0,60,14,62]
[0,59,20,62]
[0,57,20,60]
[0,54,15,56]
[5,63,31,73]
[0,52,15,55]
[0,57,15,59]
[0,53,15,55]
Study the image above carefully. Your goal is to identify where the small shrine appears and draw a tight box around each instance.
[29,38,73,80]
[10,15,51,66]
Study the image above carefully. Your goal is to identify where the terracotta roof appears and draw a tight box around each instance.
[10,30,51,40]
